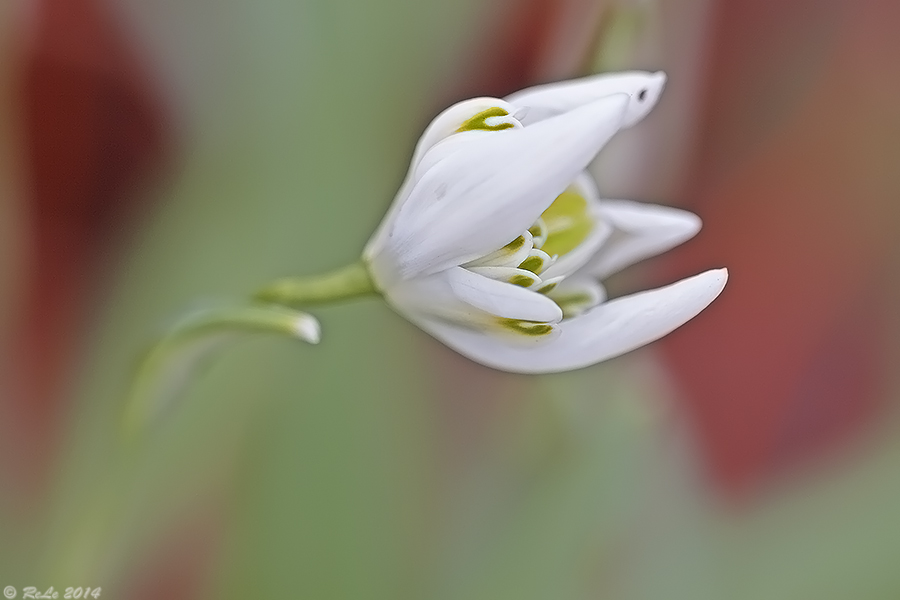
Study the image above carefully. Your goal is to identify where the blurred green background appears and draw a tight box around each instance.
[2,0,900,598]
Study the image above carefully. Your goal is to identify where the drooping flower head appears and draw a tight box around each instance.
[364,71,726,373]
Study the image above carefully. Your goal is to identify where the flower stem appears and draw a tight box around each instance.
[254,260,376,307]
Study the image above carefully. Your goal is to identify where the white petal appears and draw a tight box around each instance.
[518,248,554,275]
[385,268,479,324]
[373,94,631,284]
[447,267,562,323]
[585,199,702,280]
[411,269,727,373]
[466,266,543,289]
[363,98,519,263]
[506,71,666,128]
[529,217,548,248]
[463,231,534,269]
[409,98,520,169]
[385,266,562,327]
[533,275,565,295]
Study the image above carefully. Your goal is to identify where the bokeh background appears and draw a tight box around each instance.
[2,0,900,597]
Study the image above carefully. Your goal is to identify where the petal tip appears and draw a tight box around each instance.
[685,212,703,236]
[712,267,729,286]
[698,267,729,303]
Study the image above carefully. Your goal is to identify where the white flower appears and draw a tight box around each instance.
[363,71,727,374]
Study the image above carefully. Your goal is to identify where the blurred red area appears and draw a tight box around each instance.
[7,0,168,495]
[660,0,900,500]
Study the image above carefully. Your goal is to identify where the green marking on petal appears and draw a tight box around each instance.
[456,107,515,133]
[464,232,533,270]
[555,292,594,305]
[509,274,537,287]
[497,318,555,337]
[518,249,553,275]
[554,292,597,319]
[540,187,594,258]
[536,281,558,294]
[503,235,527,252]
[518,255,545,274]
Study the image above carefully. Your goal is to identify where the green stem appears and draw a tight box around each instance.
[254,260,376,307]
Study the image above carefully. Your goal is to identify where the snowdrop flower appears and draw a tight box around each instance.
[131,71,727,435]
[363,71,727,373]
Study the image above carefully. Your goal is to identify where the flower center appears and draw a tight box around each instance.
[539,187,594,258]
[436,104,603,340]
[461,183,600,339]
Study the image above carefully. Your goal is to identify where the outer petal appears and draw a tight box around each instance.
[364,98,520,262]
[386,266,562,326]
[505,71,666,128]
[584,199,702,280]
[370,94,630,287]
[409,269,728,374]
[408,98,520,170]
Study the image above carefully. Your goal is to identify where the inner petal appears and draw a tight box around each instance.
[528,218,548,248]
[539,185,595,258]
[518,248,554,275]
[546,278,606,319]
[466,266,543,289]
[446,267,562,324]
[496,318,558,338]
[464,231,534,269]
